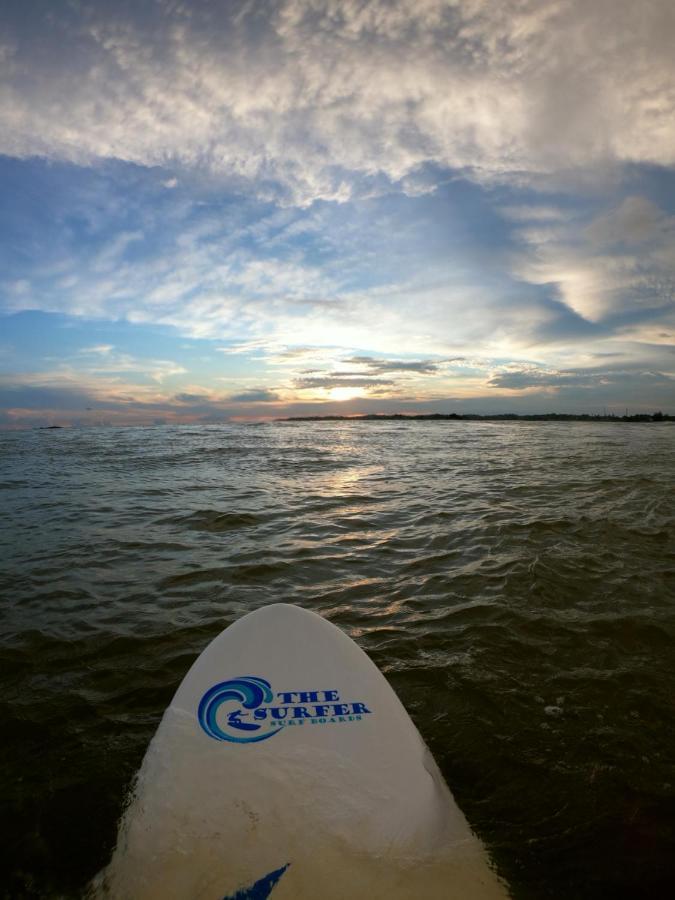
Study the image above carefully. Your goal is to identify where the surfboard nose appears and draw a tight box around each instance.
[96,602,510,899]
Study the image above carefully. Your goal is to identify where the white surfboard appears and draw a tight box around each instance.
[95,604,509,899]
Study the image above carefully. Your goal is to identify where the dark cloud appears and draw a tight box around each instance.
[0,384,97,410]
[174,392,211,403]
[489,368,675,390]
[531,293,604,343]
[293,375,394,389]
[489,371,592,390]
[229,389,281,402]
[344,356,439,374]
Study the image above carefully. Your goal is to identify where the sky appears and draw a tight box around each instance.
[1,0,674,426]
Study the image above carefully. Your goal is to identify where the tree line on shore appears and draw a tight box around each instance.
[281,412,673,423]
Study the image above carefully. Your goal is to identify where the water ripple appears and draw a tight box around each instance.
[1,421,674,898]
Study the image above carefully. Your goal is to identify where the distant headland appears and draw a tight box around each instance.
[279,412,673,423]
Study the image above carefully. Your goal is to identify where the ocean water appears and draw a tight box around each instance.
[1,420,674,899]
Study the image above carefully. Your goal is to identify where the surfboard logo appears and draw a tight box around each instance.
[198,676,372,744]
[199,676,277,744]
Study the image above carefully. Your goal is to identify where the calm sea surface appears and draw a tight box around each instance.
[1,421,674,899]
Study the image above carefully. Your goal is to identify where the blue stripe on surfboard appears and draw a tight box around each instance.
[223,863,289,899]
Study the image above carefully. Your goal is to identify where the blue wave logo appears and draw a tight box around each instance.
[198,677,372,744]
[198,676,278,744]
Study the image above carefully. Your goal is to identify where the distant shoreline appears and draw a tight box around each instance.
[279,412,673,423]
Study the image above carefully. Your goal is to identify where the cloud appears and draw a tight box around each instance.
[293,375,394,390]
[488,365,675,391]
[2,1,675,203]
[510,195,675,323]
[173,391,212,403]
[0,382,102,411]
[217,340,282,356]
[79,344,115,355]
[75,351,187,383]
[586,196,675,248]
[344,356,439,374]
[0,347,188,407]
[499,206,570,223]
[229,389,281,402]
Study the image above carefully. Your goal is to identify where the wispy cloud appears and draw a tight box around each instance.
[79,344,115,356]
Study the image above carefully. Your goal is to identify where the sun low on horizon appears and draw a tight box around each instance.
[1,0,674,427]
